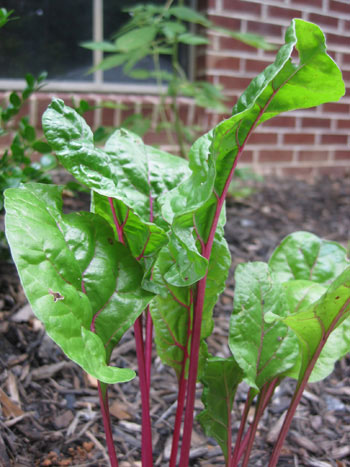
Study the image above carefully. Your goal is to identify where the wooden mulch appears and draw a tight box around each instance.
[1,174,350,466]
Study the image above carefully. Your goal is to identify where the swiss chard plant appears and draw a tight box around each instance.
[4,19,349,467]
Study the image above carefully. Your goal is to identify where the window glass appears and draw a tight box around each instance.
[0,0,93,81]
[0,0,190,85]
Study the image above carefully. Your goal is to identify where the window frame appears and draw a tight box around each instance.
[0,0,196,94]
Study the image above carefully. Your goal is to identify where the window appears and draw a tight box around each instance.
[0,0,193,93]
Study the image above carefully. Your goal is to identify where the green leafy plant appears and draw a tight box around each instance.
[5,20,349,467]
[0,72,56,211]
[81,1,275,158]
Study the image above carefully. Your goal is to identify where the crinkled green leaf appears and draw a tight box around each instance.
[229,262,298,389]
[5,183,153,383]
[160,19,344,287]
[198,357,243,462]
[283,268,350,383]
[104,129,190,224]
[43,105,189,227]
[269,231,348,285]
[150,231,231,378]
[279,279,350,382]
[92,193,168,263]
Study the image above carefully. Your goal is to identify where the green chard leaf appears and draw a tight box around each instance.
[43,104,189,225]
[269,231,348,285]
[283,268,350,383]
[159,19,344,287]
[198,357,243,462]
[43,102,190,265]
[5,183,154,384]
[229,262,298,389]
[150,229,231,379]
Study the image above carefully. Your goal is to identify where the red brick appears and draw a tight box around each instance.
[264,116,296,128]
[334,150,350,160]
[222,0,261,15]
[248,132,278,145]
[341,70,350,81]
[245,59,273,73]
[323,102,350,113]
[267,6,303,21]
[321,134,348,144]
[280,166,315,177]
[240,150,253,163]
[178,104,189,123]
[220,36,258,52]
[247,21,282,38]
[325,33,350,48]
[259,150,293,162]
[337,119,350,129]
[36,95,53,125]
[143,130,177,146]
[329,0,350,14]
[343,54,350,65]
[208,14,241,30]
[206,55,241,71]
[101,107,115,126]
[218,75,252,90]
[298,151,329,162]
[302,117,331,128]
[293,0,323,8]
[318,166,350,177]
[309,13,339,29]
[284,133,315,144]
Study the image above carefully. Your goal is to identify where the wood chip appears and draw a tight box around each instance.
[31,361,70,380]
[289,430,320,454]
[0,387,24,418]
[109,399,132,420]
[267,411,286,444]
[10,303,34,322]
[331,445,350,459]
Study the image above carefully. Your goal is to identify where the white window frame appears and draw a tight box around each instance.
[0,0,196,94]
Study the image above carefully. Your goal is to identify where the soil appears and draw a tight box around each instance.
[1,174,350,467]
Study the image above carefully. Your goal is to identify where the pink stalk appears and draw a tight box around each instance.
[98,382,119,467]
[145,307,153,389]
[108,197,153,465]
[178,94,279,465]
[269,299,350,467]
[230,389,253,467]
[232,378,279,465]
[169,367,188,467]
[134,316,154,467]
[241,383,269,467]
[179,146,244,466]
[108,198,125,245]
[169,289,193,466]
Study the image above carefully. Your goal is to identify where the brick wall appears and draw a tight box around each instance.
[197,0,350,177]
[1,0,349,178]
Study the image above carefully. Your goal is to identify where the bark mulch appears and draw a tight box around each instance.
[0,174,350,466]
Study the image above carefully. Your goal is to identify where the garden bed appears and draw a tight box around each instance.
[1,174,350,466]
